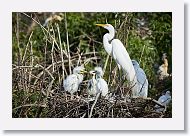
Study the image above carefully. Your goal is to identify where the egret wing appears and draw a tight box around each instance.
[111,39,136,81]
[96,78,108,97]
[135,67,147,85]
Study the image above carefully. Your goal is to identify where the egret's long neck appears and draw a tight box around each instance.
[95,74,101,79]
[108,27,115,40]
[102,27,115,55]
[103,30,115,55]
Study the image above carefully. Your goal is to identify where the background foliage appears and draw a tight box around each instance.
[12,12,172,118]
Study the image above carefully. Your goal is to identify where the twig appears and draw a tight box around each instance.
[139,44,146,65]
[21,12,68,58]
[89,93,100,118]
[103,55,109,76]
[64,12,72,74]
[80,113,86,118]
[13,103,47,111]
[143,97,165,107]
[51,38,55,72]
[36,64,55,80]
[56,23,65,80]
[29,37,34,84]
[22,31,33,64]
[16,13,21,65]
[77,52,82,66]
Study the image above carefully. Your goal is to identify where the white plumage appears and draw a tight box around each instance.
[88,67,108,97]
[63,66,85,98]
[88,70,97,96]
[96,24,138,98]
[96,78,108,97]
[155,91,172,112]
[132,60,148,98]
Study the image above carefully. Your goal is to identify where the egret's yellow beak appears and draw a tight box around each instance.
[80,69,88,74]
[95,24,107,27]
[89,70,96,75]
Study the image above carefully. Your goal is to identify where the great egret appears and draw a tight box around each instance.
[96,24,138,98]
[63,66,86,99]
[132,60,148,98]
[88,67,108,97]
[154,91,172,112]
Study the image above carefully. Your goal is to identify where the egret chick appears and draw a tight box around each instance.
[88,70,97,96]
[155,91,172,112]
[132,60,148,98]
[88,67,108,97]
[63,66,86,99]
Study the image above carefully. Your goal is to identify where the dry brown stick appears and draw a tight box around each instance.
[79,31,102,45]
[31,57,99,85]
[37,64,55,80]
[89,93,100,118]
[64,13,72,75]
[142,97,165,108]
[77,52,82,66]
[16,13,21,64]
[108,57,113,86]
[22,31,33,64]
[13,103,47,111]
[65,105,81,118]
[103,55,109,76]
[139,44,146,65]
[21,12,68,58]
[151,99,165,108]
[28,38,34,89]
[21,13,58,49]
[51,39,55,72]
[56,23,65,80]
[13,55,98,71]
[80,113,86,118]
[46,79,55,97]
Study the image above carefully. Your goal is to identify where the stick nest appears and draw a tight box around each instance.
[46,92,172,118]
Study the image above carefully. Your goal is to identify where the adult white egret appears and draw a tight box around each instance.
[96,24,138,98]
[88,67,108,97]
[154,91,172,112]
[63,66,86,99]
[132,60,148,98]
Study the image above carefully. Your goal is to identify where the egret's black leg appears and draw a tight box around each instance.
[118,69,124,98]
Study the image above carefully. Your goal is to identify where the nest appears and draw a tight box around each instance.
[46,92,171,118]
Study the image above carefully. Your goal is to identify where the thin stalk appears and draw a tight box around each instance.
[16,13,21,65]
[22,31,33,64]
[65,12,72,74]
[56,23,65,80]
[139,44,146,65]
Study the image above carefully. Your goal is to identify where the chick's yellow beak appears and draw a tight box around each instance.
[95,24,107,27]
[89,70,96,75]
[80,69,88,74]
